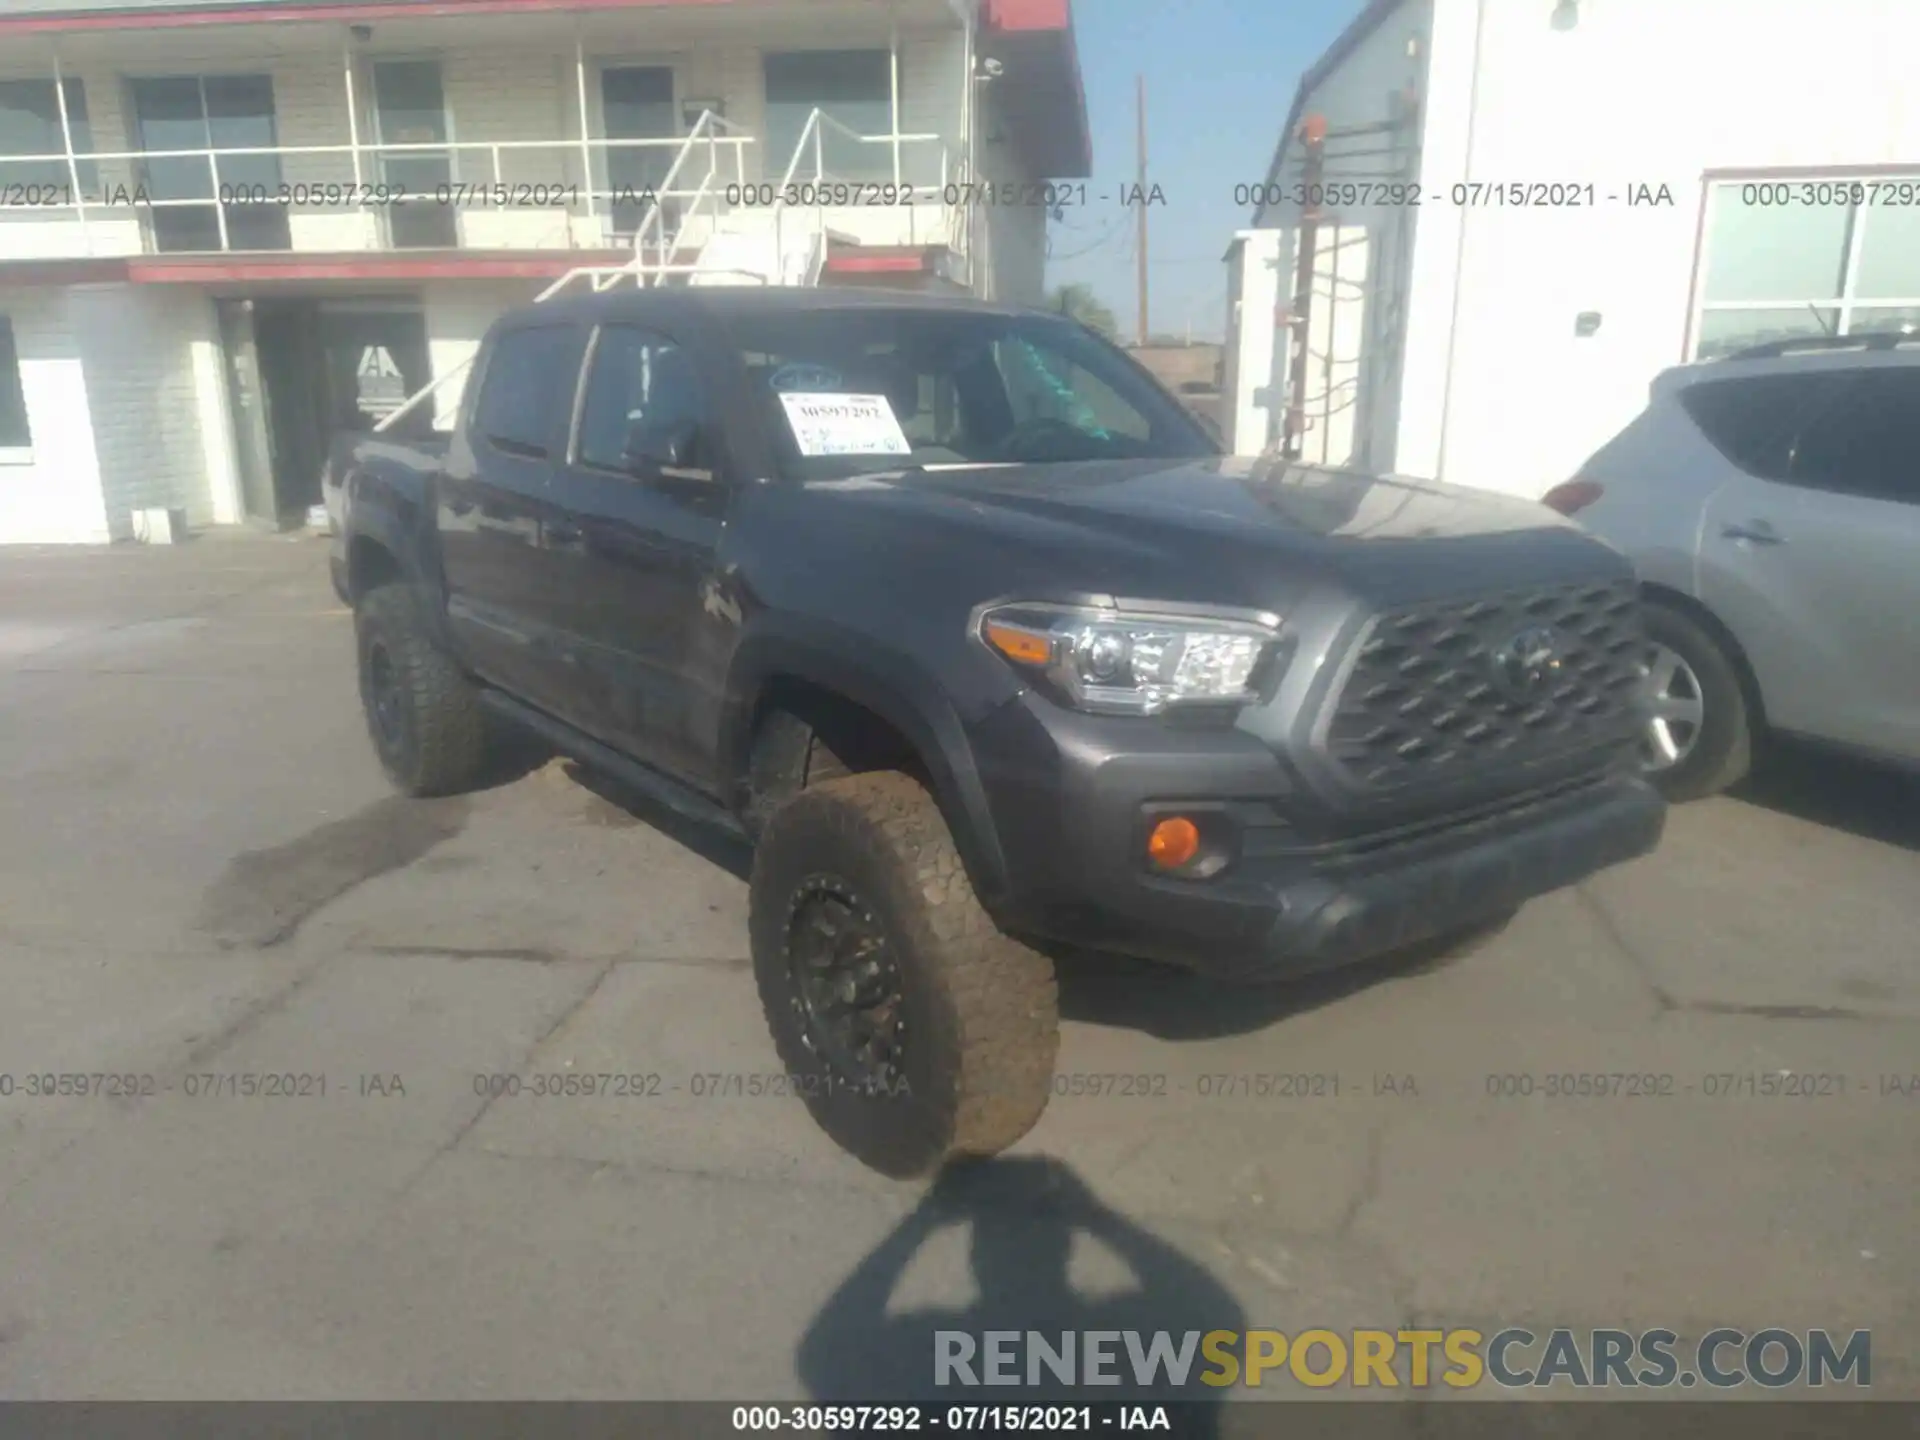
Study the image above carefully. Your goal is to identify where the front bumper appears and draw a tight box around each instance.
[969,693,1665,983]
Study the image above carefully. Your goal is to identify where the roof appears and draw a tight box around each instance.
[0,0,1092,177]
[501,284,1040,329]
[1252,0,1411,214]
[0,0,706,14]
[0,0,733,26]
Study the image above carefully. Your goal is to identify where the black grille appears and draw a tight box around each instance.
[1324,579,1645,789]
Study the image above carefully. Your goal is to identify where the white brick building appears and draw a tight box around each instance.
[0,0,1089,542]
[1224,0,1920,499]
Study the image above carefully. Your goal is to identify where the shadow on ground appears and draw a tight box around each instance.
[560,760,754,877]
[1731,739,1920,852]
[797,1155,1244,1433]
[1051,913,1511,1041]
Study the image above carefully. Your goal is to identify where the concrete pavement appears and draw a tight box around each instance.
[0,536,1914,1410]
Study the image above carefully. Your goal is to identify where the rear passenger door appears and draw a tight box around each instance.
[548,322,734,786]
[437,320,589,722]
[1696,366,1920,756]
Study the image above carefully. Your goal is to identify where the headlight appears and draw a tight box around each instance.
[976,602,1280,716]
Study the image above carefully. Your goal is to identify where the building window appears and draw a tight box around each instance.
[763,51,893,181]
[1692,176,1920,358]
[0,79,96,194]
[0,319,30,455]
[129,74,291,253]
[371,60,458,250]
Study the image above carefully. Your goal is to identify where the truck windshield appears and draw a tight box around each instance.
[722,306,1221,481]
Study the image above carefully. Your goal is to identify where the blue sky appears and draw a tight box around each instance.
[1044,0,1354,341]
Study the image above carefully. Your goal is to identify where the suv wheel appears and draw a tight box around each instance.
[355,583,493,797]
[749,771,1059,1176]
[1638,601,1752,801]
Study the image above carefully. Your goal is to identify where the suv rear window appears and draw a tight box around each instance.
[1788,369,1920,505]
[1677,372,1850,481]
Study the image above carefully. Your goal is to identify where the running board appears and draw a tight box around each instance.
[478,689,748,842]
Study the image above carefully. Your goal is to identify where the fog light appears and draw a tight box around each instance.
[1147,816,1201,870]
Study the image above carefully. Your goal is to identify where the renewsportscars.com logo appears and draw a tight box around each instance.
[934,1328,1872,1390]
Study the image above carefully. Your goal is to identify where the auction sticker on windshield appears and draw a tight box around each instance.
[779,392,912,457]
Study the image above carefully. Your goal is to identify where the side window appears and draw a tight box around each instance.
[472,325,581,459]
[993,338,1152,442]
[1677,373,1849,482]
[900,372,963,447]
[1788,370,1920,505]
[576,326,712,473]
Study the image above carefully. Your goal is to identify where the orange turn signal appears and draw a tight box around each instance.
[1147,816,1201,870]
[982,620,1053,666]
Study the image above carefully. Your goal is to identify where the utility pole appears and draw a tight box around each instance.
[1135,73,1149,346]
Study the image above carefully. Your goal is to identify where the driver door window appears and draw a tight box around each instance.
[993,338,1152,442]
[576,326,712,475]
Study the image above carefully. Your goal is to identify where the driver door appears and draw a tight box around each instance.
[547,323,733,785]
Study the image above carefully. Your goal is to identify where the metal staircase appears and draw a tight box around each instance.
[373,104,973,434]
[374,108,825,435]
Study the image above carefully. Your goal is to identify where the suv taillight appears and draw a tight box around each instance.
[1542,477,1604,516]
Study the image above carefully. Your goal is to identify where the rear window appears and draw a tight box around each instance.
[472,324,583,458]
[1676,371,1850,481]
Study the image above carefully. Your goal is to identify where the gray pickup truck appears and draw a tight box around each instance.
[326,286,1665,1175]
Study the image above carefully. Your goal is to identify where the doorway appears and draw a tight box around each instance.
[216,297,432,526]
[600,65,678,241]
[372,60,457,249]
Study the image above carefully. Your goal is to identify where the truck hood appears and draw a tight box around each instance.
[797,455,1620,613]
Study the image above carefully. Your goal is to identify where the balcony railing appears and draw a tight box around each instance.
[0,121,966,261]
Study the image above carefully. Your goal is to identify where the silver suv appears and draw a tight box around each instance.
[1549,334,1920,800]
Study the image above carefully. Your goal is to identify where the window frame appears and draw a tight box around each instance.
[0,78,97,194]
[0,317,31,461]
[126,71,290,253]
[1687,168,1920,360]
[761,49,895,181]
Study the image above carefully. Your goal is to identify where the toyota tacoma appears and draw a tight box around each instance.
[326,287,1666,1175]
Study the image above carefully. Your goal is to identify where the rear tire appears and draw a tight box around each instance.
[1640,601,1752,801]
[355,582,492,797]
[749,771,1059,1177]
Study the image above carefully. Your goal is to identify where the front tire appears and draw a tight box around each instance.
[1639,601,1752,801]
[354,583,492,797]
[749,771,1059,1177]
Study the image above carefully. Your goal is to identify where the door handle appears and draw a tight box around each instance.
[1721,520,1785,546]
[544,521,582,547]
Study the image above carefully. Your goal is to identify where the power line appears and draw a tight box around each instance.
[1048,214,1129,263]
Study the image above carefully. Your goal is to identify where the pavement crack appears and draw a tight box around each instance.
[363,944,565,965]
[1673,997,1889,1023]
[1335,1121,1388,1240]
[1573,881,1675,1018]
[178,953,334,1070]
[403,957,620,1193]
